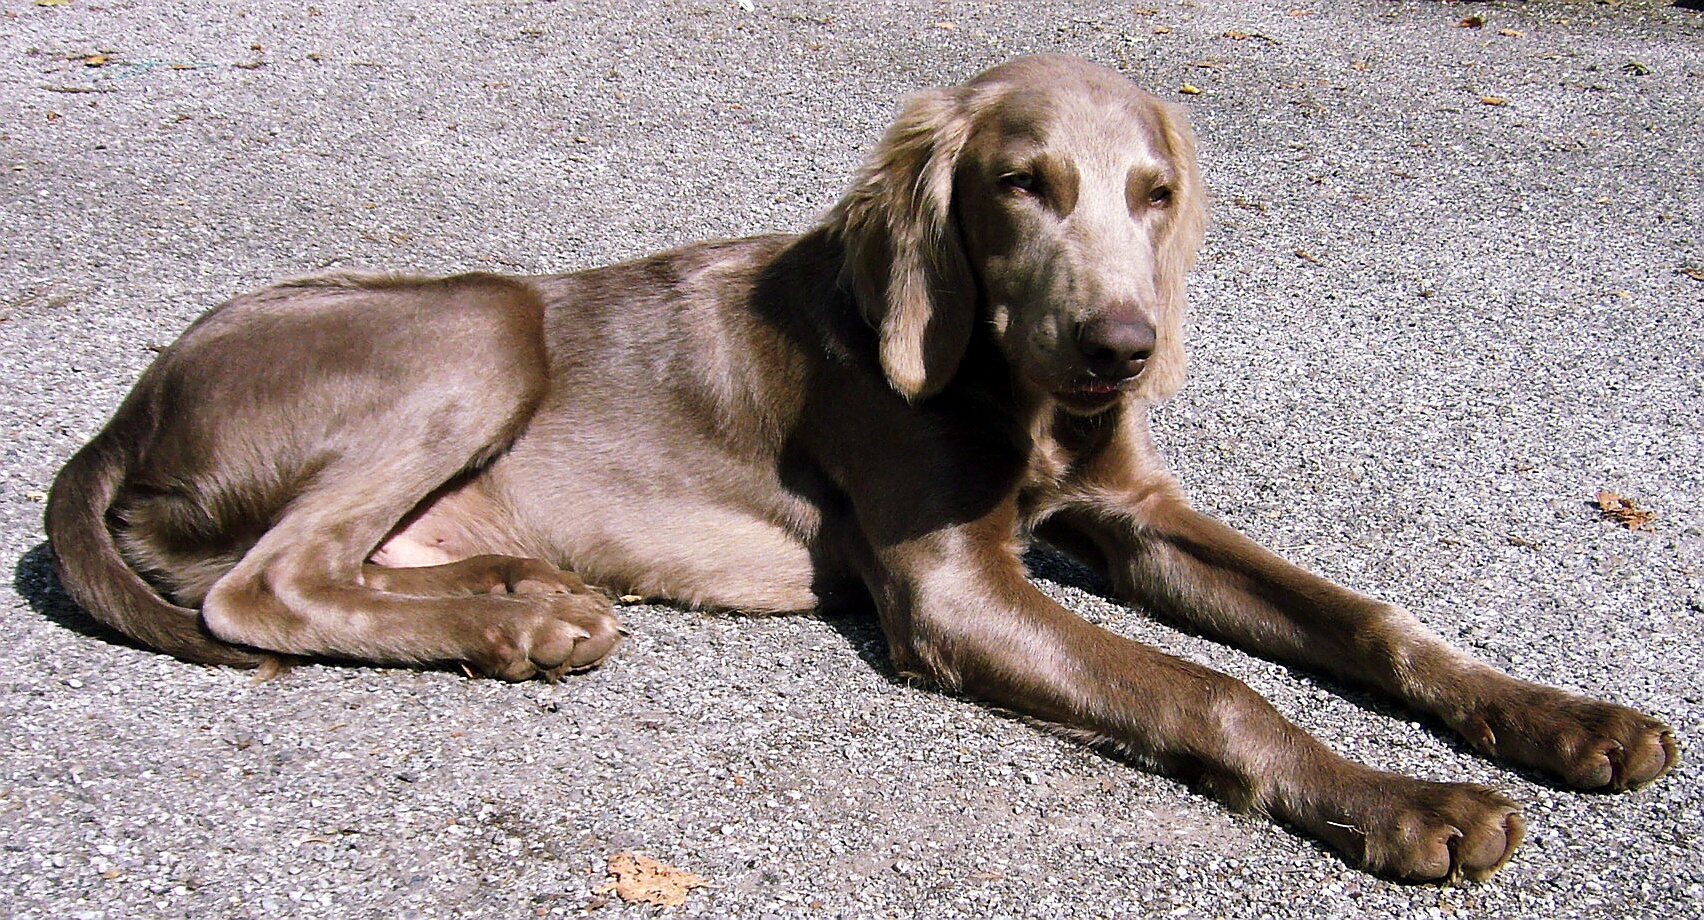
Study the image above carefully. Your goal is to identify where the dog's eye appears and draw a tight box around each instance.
[1148,186,1174,207]
[1001,171,1040,195]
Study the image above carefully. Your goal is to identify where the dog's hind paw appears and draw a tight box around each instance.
[470,592,624,682]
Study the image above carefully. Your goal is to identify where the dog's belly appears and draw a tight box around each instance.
[549,494,825,613]
[477,444,837,613]
[373,472,828,613]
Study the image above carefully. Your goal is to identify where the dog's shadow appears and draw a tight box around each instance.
[13,541,148,651]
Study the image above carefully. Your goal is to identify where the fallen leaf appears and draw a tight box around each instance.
[1480,95,1508,106]
[1287,9,1313,17]
[82,54,110,67]
[1132,7,1160,16]
[1459,15,1486,28]
[37,0,73,6]
[1498,28,1525,37]
[596,853,707,908]
[1221,29,1282,46]
[1153,25,1172,34]
[1295,249,1320,263]
[1680,267,1704,282]
[1596,491,1655,531]
[1179,83,1202,95]
[1622,60,1653,76]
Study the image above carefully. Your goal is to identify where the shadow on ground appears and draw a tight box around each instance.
[13,540,141,651]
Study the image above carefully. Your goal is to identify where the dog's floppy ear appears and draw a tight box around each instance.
[1141,100,1208,402]
[829,87,977,402]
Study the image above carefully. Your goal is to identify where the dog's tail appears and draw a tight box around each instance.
[44,430,269,668]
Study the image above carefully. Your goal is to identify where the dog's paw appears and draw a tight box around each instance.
[1457,684,1679,792]
[471,592,624,682]
[1317,776,1523,884]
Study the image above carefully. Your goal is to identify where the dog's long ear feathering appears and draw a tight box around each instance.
[1144,99,1208,403]
[829,87,979,402]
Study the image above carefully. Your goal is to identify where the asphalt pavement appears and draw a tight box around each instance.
[2,1,1701,918]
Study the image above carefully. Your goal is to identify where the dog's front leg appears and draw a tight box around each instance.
[1038,481,1678,795]
[865,516,1521,882]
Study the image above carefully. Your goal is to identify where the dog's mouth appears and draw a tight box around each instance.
[1053,379,1126,413]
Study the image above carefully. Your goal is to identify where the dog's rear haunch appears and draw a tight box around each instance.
[46,56,1676,882]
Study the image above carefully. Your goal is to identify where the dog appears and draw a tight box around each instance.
[45,55,1676,883]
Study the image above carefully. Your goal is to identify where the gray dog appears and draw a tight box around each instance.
[46,56,1676,883]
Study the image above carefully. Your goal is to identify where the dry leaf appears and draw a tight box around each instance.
[1498,28,1525,37]
[1222,29,1281,46]
[596,852,707,908]
[1458,15,1486,28]
[1480,95,1508,106]
[1153,25,1172,34]
[1179,83,1203,95]
[1295,249,1319,263]
[1596,491,1655,531]
[1680,267,1704,283]
[37,0,73,6]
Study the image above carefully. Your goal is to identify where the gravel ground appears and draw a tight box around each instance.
[3,1,1701,918]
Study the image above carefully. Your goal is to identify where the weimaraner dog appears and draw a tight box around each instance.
[47,55,1676,882]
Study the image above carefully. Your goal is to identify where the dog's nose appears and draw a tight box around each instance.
[1075,315,1156,380]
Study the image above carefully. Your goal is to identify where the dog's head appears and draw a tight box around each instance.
[829,55,1205,413]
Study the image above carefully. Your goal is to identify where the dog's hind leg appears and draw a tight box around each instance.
[181,274,620,679]
[201,466,621,679]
